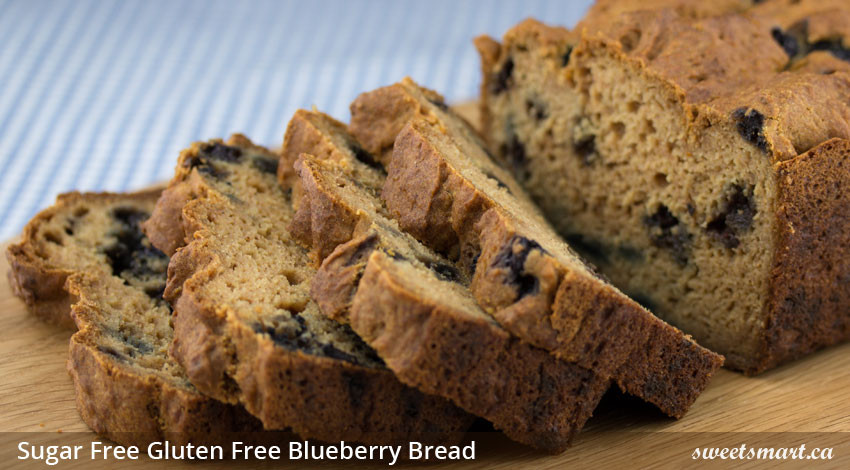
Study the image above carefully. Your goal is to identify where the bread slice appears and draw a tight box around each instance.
[281,111,609,453]
[143,134,473,444]
[350,79,723,418]
[6,190,261,446]
[474,4,850,373]
[6,191,165,329]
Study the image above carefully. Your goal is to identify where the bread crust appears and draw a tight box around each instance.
[383,119,722,418]
[285,115,610,452]
[67,276,261,447]
[145,135,473,444]
[314,236,608,454]
[7,190,261,446]
[6,189,162,328]
[476,7,850,373]
[760,138,850,373]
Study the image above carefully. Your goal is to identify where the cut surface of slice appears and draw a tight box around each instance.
[6,190,261,446]
[143,134,473,445]
[475,3,850,372]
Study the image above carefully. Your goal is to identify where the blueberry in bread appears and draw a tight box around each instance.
[349,79,723,418]
[6,191,167,329]
[143,134,473,444]
[322,236,608,454]
[281,111,609,452]
[475,1,850,373]
[6,190,261,446]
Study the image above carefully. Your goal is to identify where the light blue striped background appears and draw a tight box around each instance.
[0,0,592,240]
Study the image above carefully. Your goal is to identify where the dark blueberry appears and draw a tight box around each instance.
[500,131,527,177]
[565,233,608,264]
[573,135,597,166]
[484,170,511,192]
[525,98,548,121]
[348,141,383,171]
[98,345,125,361]
[376,220,404,239]
[643,205,690,265]
[197,162,229,179]
[334,322,384,365]
[252,156,279,175]
[320,343,362,364]
[489,57,514,95]
[425,260,462,283]
[201,143,243,163]
[810,39,850,62]
[469,250,481,273]
[105,208,169,282]
[427,96,449,111]
[144,284,166,300]
[491,235,547,299]
[771,27,800,58]
[706,184,756,249]
[112,207,148,228]
[185,153,228,179]
[257,315,310,351]
[124,334,153,355]
[385,250,408,262]
[731,107,768,152]
[562,46,574,67]
[343,234,379,267]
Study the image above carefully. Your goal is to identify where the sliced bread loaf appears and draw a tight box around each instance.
[143,134,473,444]
[281,111,609,452]
[350,79,723,418]
[6,190,261,446]
[475,3,850,372]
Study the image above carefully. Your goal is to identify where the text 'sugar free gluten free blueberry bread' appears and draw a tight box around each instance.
[475,0,850,373]
[143,134,473,445]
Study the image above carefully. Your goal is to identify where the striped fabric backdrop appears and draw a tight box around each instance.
[0,0,592,240]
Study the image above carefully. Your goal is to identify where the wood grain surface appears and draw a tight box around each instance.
[1,102,848,468]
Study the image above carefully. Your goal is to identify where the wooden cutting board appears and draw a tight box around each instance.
[1,240,849,469]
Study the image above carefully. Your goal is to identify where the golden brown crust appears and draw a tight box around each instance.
[495,9,850,161]
[385,119,722,418]
[67,280,260,447]
[279,109,359,189]
[288,119,610,451]
[316,239,609,453]
[758,138,850,374]
[6,188,161,328]
[6,190,163,328]
[289,156,366,265]
[7,189,262,446]
[146,135,473,444]
[350,77,454,164]
[477,4,850,373]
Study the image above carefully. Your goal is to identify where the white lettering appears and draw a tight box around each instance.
[17,442,83,466]
[289,441,302,460]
